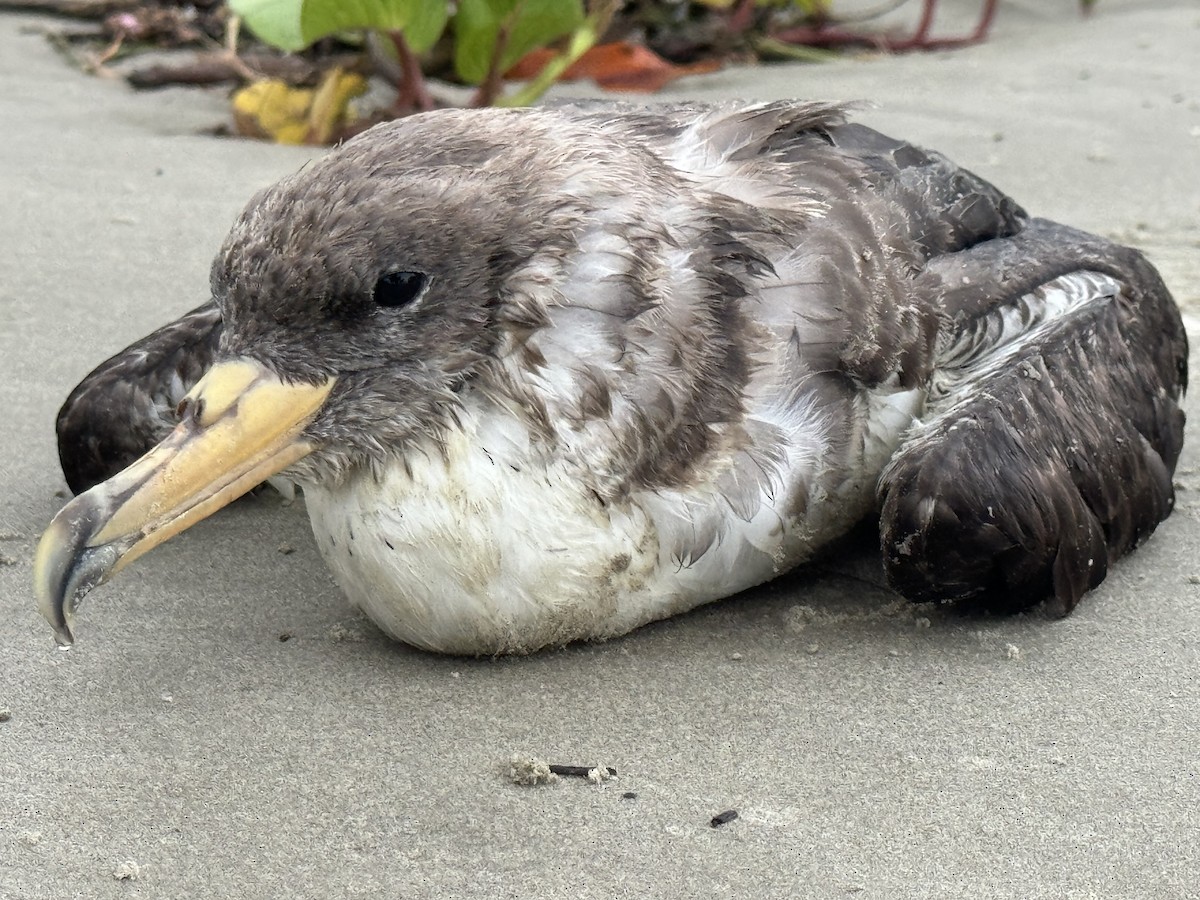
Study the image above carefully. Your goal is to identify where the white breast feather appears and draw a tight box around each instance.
[303,389,861,655]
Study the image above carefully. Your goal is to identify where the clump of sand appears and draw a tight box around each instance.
[587,766,617,784]
[508,754,559,786]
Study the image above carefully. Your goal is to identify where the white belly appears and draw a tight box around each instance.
[304,430,665,654]
[302,388,920,655]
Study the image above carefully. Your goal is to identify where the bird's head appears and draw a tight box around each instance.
[210,124,548,480]
[33,108,658,645]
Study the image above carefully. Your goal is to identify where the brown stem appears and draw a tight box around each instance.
[886,0,998,49]
[910,0,936,45]
[968,0,998,42]
[772,0,1000,52]
[389,29,436,115]
[769,24,888,49]
[727,0,756,35]
[470,20,512,108]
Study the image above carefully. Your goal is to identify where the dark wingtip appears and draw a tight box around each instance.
[54,301,225,495]
[56,396,132,496]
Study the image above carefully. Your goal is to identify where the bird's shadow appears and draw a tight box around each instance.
[360,521,978,675]
[272,504,1046,677]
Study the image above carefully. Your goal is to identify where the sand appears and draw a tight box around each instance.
[2,1,1199,897]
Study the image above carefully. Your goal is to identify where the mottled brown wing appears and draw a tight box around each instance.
[879,221,1187,614]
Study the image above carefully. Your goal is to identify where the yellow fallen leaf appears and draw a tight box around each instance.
[232,68,367,145]
[232,79,312,144]
[308,68,368,144]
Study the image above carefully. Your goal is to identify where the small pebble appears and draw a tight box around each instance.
[278,632,293,643]
[622,791,637,800]
[1004,643,1021,661]
[710,809,739,828]
[0,708,11,723]
[729,651,743,661]
[112,861,140,881]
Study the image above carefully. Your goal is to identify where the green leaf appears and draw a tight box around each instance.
[230,0,304,50]
[499,11,599,107]
[394,0,451,51]
[454,0,584,86]
[230,0,449,53]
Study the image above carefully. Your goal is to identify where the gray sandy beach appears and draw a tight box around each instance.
[2,1,1198,896]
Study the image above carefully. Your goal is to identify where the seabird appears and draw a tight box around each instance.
[35,101,1187,654]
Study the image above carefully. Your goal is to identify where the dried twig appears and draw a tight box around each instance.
[126,51,340,89]
[548,764,617,779]
[0,0,138,17]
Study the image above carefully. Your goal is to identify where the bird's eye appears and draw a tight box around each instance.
[373,271,428,309]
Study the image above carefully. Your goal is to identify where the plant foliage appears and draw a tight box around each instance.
[230,0,586,87]
[454,0,584,85]
[229,0,449,54]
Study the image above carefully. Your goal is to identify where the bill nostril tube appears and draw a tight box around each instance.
[175,397,204,423]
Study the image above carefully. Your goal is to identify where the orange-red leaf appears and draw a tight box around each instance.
[506,41,721,93]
